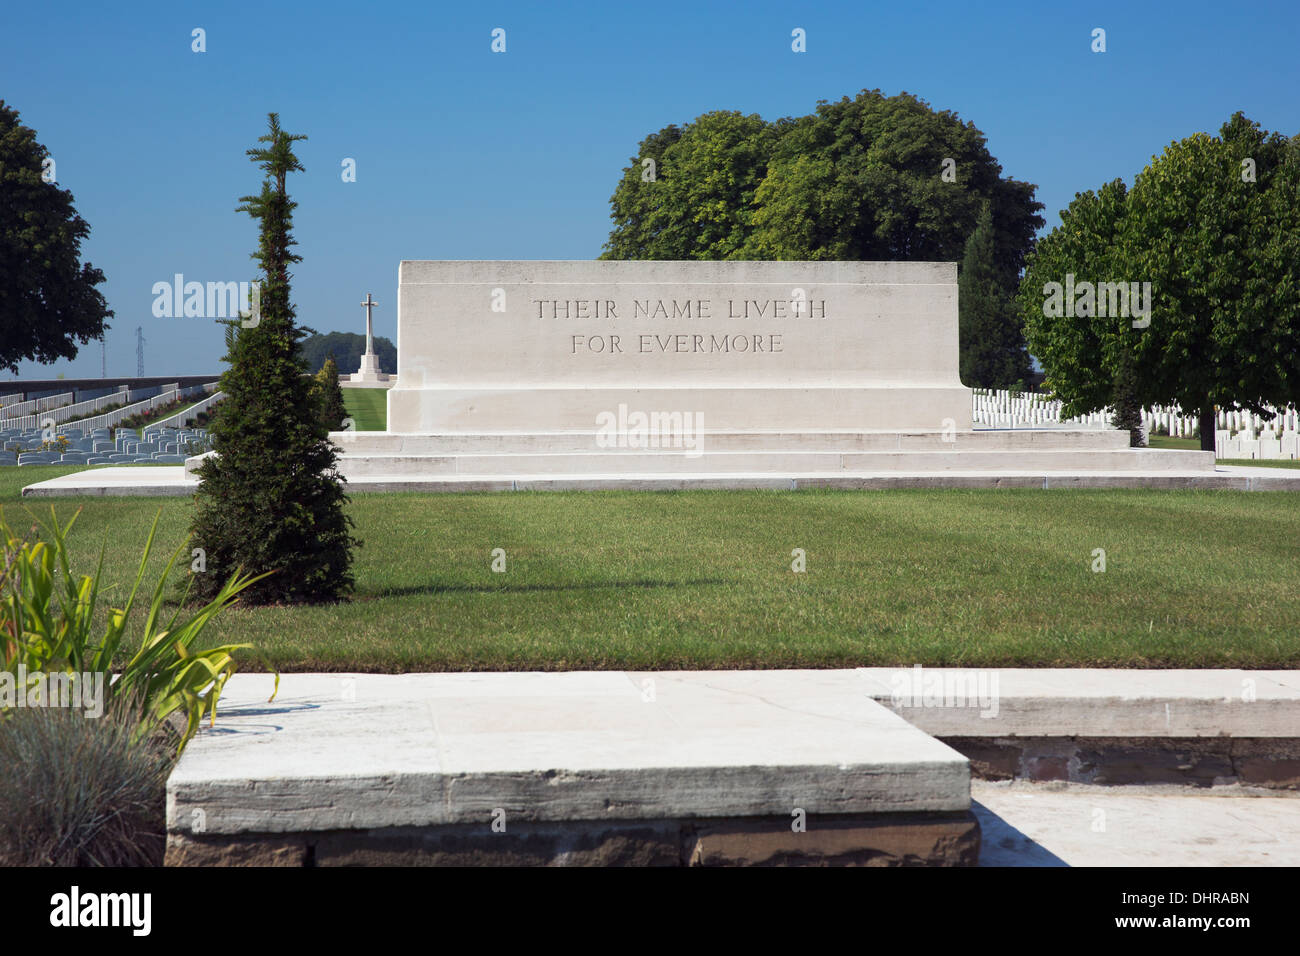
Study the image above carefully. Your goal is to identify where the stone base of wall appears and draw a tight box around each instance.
[166,810,980,867]
[946,737,1300,788]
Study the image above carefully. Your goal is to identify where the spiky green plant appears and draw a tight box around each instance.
[0,506,276,752]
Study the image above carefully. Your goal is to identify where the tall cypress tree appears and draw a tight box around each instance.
[958,204,1033,389]
[1110,344,1144,447]
[190,114,358,604]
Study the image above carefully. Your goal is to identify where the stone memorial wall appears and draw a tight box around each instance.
[388,260,972,434]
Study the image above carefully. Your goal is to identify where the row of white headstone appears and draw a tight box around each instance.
[0,391,74,419]
[972,390,1120,430]
[1217,428,1300,461]
[0,424,212,466]
[0,383,205,434]
[971,389,1300,459]
[0,383,183,430]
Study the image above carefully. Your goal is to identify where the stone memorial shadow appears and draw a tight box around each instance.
[971,800,1070,867]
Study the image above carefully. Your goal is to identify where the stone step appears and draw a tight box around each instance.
[330,428,1135,455]
[857,667,1300,790]
[24,463,1300,497]
[165,671,976,867]
[857,667,1300,738]
[337,448,1215,477]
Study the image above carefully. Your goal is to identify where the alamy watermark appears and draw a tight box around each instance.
[151,274,261,326]
[888,665,999,718]
[50,886,150,936]
[596,403,704,457]
[1042,274,1151,329]
[0,666,104,718]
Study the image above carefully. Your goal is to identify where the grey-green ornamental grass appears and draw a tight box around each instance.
[4,465,1299,671]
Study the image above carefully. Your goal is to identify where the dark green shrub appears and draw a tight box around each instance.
[312,356,349,431]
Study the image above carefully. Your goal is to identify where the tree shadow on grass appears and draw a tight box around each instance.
[359,578,731,600]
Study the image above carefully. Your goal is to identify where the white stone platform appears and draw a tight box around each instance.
[167,670,970,836]
[162,668,1300,866]
[320,427,1233,486]
[22,466,200,496]
[974,781,1300,867]
[327,427,1210,479]
[857,667,1300,737]
[20,460,1300,496]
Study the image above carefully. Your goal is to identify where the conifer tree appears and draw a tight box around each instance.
[1110,345,1144,446]
[312,357,349,431]
[190,114,359,604]
[958,205,1032,388]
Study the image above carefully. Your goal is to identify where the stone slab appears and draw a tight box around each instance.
[166,671,970,838]
[332,448,1215,477]
[21,465,200,497]
[332,427,1138,454]
[973,781,1300,867]
[857,668,1300,737]
[22,464,1300,497]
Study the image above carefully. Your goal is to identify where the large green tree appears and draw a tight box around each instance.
[742,91,1042,286]
[1022,113,1300,451]
[1019,179,1129,418]
[0,101,112,372]
[601,111,786,260]
[601,91,1043,378]
[190,114,359,605]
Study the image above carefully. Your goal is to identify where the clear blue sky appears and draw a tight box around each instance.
[3,0,1296,380]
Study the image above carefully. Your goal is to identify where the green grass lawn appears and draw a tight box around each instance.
[342,388,387,431]
[1147,435,1201,450]
[3,465,1298,671]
